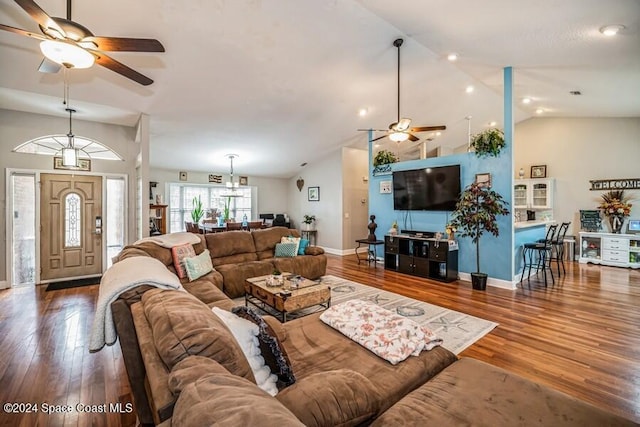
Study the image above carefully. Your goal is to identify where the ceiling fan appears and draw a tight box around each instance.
[0,0,165,85]
[368,38,446,143]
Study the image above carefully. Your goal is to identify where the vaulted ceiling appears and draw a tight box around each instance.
[1,0,638,178]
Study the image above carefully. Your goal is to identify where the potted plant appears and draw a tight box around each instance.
[191,196,204,224]
[222,196,231,223]
[373,150,398,167]
[448,182,510,290]
[470,128,505,157]
[301,214,316,231]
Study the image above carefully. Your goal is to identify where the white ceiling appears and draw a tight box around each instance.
[1,0,638,178]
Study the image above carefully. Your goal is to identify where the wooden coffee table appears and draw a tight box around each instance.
[244,273,331,322]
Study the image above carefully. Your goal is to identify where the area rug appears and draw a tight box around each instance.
[239,275,498,354]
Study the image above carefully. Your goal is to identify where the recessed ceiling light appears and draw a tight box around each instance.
[600,24,625,36]
[435,131,442,136]
[536,108,544,114]
[447,53,458,61]
[358,108,368,117]
[465,85,474,93]
[522,97,532,104]
[488,121,497,127]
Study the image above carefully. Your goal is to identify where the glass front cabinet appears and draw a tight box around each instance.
[513,179,553,209]
[579,232,640,268]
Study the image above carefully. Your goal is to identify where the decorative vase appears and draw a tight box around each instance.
[301,223,314,231]
[608,215,624,234]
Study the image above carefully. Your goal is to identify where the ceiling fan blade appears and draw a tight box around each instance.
[408,133,419,142]
[81,36,165,52]
[38,57,61,73]
[410,125,447,132]
[94,52,154,86]
[357,129,388,132]
[0,23,47,40]
[370,134,389,142]
[14,0,65,37]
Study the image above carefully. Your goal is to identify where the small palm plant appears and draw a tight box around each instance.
[191,196,204,223]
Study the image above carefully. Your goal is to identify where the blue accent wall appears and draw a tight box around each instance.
[368,67,515,282]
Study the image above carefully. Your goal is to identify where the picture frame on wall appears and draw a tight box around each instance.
[208,174,222,183]
[53,157,91,171]
[475,173,492,188]
[308,186,320,201]
[179,171,188,181]
[531,165,547,178]
[239,176,248,185]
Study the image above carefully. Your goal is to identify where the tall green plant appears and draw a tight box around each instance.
[191,196,204,223]
[223,196,231,221]
[448,182,509,274]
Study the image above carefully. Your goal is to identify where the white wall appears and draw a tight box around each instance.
[288,150,343,253]
[515,117,640,235]
[342,147,369,248]
[0,109,139,282]
[150,167,290,223]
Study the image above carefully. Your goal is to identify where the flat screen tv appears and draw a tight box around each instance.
[393,165,461,211]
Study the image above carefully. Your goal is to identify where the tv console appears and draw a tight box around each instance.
[400,229,436,238]
[384,234,458,283]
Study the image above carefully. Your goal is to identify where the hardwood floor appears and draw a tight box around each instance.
[1,255,638,425]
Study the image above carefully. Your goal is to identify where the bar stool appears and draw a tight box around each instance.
[521,224,557,287]
[549,222,571,277]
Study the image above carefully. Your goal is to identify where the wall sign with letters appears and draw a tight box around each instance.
[589,178,640,191]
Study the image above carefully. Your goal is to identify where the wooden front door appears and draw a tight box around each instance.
[40,174,103,282]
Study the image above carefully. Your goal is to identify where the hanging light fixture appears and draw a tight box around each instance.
[226,154,239,189]
[61,107,79,167]
[40,40,95,69]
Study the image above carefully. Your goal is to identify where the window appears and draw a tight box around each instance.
[64,193,82,247]
[168,184,253,232]
[11,173,36,286]
[106,177,126,268]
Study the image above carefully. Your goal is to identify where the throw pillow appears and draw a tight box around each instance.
[281,236,301,254]
[172,243,196,279]
[212,307,279,396]
[297,238,310,255]
[184,249,214,281]
[275,242,298,258]
[232,305,296,389]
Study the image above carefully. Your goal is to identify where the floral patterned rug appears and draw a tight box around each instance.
[238,275,498,354]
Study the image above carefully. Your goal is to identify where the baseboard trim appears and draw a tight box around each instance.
[457,272,517,290]
[0,281,8,290]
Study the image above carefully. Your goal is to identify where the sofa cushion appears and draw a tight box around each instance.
[270,254,327,280]
[275,369,381,427]
[275,242,298,258]
[281,235,301,254]
[171,243,195,279]
[141,289,255,383]
[205,230,258,266]
[253,227,301,260]
[171,373,305,427]
[168,355,230,396]
[215,261,274,298]
[232,305,296,389]
[370,357,637,427]
[297,238,310,255]
[184,249,214,281]
[212,307,279,396]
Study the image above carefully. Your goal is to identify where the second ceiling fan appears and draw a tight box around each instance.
[372,38,445,143]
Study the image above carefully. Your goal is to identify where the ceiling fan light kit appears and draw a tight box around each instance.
[40,39,94,68]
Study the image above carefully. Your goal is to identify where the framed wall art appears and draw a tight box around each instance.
[53,157,91,171]
[179,171,188,181]
[531,165,547,179]
[239,176,248,185]
[308,186,320,201]
[475,173,492,188]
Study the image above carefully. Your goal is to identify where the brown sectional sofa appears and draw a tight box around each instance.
[110,228,638,426]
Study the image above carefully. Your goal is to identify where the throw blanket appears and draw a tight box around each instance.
[89,256,183,352]
[319,299,442,365]
[134,231,201,249]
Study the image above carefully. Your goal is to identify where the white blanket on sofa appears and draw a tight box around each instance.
[133,231,201,248]
[89,256,183,352]
[319,299,442,365]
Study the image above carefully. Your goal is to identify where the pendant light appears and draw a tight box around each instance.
[222,154,242,197]
[62,106,79,167]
